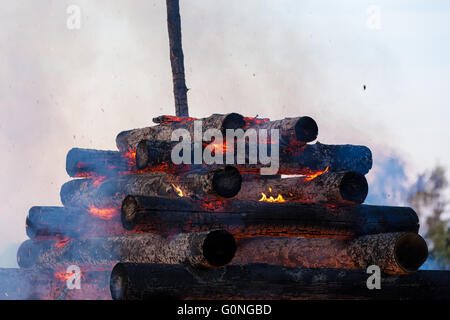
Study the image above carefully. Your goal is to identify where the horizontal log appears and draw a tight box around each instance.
[66,148,133,178]
[233,233,428,274]
[238,171,368,204]
[17,230,236,269]
[26,206,125,239]
[0,268,111,300]
[110,263,450,300]
[136,141,372,175]
[247,116,318,146]
[116,113,246,152]
[121,196,419,238]
[60,166,242,209]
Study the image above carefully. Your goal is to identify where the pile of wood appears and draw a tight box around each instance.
[2,111,446,301]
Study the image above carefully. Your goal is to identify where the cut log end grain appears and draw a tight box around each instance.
[339,171,369,204]
[294,116,318,142]
[221,113,246,131]
[202,230,237,267]
[121,196,139,230]
[394,233,429,272]
[212,166,242,198]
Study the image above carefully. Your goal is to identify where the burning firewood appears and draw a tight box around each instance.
[233,233,428,274]
[0,268,111,300]
[135,140,372,175]
[238,171,368,205]
[17,230,236,269]
[60,166,242,209]
[65,148,134,178]
[26,206,125,239]
[110,263,450,300]
[120,195,419,238]
[116,113,247,152]
[246,116,318,146]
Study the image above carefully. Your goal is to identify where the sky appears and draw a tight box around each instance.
[0,0,449,266]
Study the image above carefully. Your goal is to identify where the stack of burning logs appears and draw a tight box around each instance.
[3,112,449,300]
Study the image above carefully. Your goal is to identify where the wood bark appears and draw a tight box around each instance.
[26,206,125,239]
[233,233,428,274]
[0,268,111,300]
[135,140,372,175]
[238,171,368,204]
[110,263,450,300]
[17,230,236,269]
[60,166,242,209]
[116,113,245,152]
[121,196,419,239]
[247,116,318,146]
[65,148,132,178]
[166,0,189,117]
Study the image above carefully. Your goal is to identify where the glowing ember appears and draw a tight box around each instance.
[92,176,107,187]
[54,270,81,282]
[305,166,329,181]
[259,192,286,203]
[171,184,184,197]
[55,238,71,248]
[88,205,117,220]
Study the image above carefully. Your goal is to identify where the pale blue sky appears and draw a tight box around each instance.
[0,1,449,266]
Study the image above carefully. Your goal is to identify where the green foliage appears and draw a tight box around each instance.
[408,166,450,269]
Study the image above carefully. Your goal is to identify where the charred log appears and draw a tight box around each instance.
[26,206,124,239]
[233,233,428,274]
[110,263,450,300]
[116,113,246,152]
[17,230,236,269]
[135,140,372,175]
[166,0,189,117]
[60,166,242,209]
[238,171,368,204]
[0,268,111,300]
[65,148,132,178]
[247,116,318,146]
[121,196,419,238]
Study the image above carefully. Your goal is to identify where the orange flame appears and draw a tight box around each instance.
[92,176,107,187]
[88,205,117,220]
[54,270,82,282]
[259,188,286,203]
[305,166,329,181]
[171,184,184,197]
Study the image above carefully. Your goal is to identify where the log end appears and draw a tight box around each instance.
[339,171,369,204]
[136,140,150,170]
[121,196,138,230]
[110,263,128,300]
[17,240,38,269]
[295,116,318,143]
[222,113,246,131]
[202,230,237,267]
[395,233,429,273]
[212,166,242,198]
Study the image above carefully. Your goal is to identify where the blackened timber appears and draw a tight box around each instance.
[121,196,419,238]
[233,233,428,274]
[238,171,368,204]
[135,140,372,175]
[26,206,124,239]
[247,116,318,146]
[66,148,132,178]
[60,166,242,209]
[116,113,245,152]
[0,268,111,300]
[16,230,236,269]
[110,263,450,300]
[166,0,189,117]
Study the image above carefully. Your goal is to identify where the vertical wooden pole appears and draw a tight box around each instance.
[166,0,189,117]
